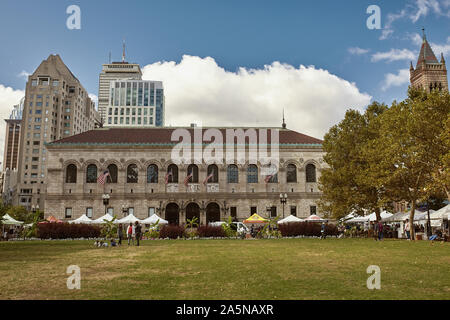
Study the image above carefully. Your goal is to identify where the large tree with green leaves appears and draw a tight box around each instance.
[318,102,388,221]
[366,88,450,240]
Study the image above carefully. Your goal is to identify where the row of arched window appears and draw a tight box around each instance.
[66,163,317,184]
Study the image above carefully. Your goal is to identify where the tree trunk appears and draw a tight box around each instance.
[409,201,416,241]
[375,207,381,222]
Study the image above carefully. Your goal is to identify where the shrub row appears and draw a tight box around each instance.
[197,225,226,238]
[37,223,101,239]
[278,222,338,237]
[159,225,186,239]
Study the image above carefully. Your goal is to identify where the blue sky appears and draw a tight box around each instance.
[0,0,449,138]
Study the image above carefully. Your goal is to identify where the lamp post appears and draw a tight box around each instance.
[102,194,110,215]
[122,205,128,218]
[426,200,432,238]
[222,200,229,219]
[280,193,288,219]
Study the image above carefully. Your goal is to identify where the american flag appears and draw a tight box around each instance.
[165,171,173,184]
[184,171,193,186]
[97,170,110,185]
[203,173,214,185]
[264,174,273,184]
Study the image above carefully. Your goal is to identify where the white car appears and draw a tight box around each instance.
[209,221,249,235]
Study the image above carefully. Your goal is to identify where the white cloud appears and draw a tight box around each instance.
[89,93,98,110]
[381,69,410,91]
[380,0,450,40]
[371,49,416,62]
[348,47,370,55]
[142,55,372,139]
[0,85,25,165]
[17,71,30,80]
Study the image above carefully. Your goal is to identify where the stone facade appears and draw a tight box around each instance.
[410,32,448,92]
[45,128,326,224]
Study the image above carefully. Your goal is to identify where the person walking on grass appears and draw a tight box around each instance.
[127,223,134,245]
[405,219,411,240]
[373,221,379,241]
[135,221,142,246]
[377,221,384,241]
[117,224,123,246]
[320,222,327,239]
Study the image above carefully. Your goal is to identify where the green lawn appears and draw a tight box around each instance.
[0,238,449,300]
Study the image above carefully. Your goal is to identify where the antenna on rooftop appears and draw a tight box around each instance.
[122,39,126,63]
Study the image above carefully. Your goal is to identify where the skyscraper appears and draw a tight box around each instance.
[15,54,99,210]
[410,29,448,92]
[3,98,23,171]
[106,79,165,127]
[98,61,142,123]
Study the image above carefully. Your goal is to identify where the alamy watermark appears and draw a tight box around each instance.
[66,265,81,290]
[170,126,280,176]
[366,265,381,290]
[366,5,381,30]
[66,5,81,30]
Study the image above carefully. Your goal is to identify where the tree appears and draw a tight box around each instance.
[318,102,388,221]
[366,88,450,240]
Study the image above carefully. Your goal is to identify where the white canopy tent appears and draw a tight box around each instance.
[115,213,142,225]
[429,205,449,220]
[278,215,304,224]
[91,213,115,224]
[347,211,393,223]
[140,214,168,225]
[69,214,93,224]
[305,215,327,222]
[1,214,24,225]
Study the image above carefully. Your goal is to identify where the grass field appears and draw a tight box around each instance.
[0,238,449,300]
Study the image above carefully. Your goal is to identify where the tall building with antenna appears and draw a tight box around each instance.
[98,42,143,122]
[98,42,165,127]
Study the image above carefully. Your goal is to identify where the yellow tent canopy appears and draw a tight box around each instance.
[243,214,269,224]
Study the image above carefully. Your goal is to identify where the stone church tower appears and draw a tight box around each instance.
[410,29,448,92]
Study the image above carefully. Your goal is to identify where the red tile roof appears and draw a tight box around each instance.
[48,127,323,147]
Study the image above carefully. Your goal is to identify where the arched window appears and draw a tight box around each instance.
[187,164,199,183]
[86,164,97,183]
[127,164,138,183]
[247,164,258,183]
[167,164,178,183]
[306,164,316,183]
[227,165,239,183]
[107,164,118,183]
[147,164,158,183]
[66,164,77,183]
[207,164,219,183]
[287,164,297,183]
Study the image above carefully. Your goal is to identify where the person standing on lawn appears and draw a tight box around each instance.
[377,221,384,241]
[134,221,142,246]
[127,223,134,245]
[320,222,327,239]
[404,219,411,240]
[117,224,123,245]
[373,221,379,241]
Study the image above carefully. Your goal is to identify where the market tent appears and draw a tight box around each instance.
[305,215,327,222]
[346,215,369,223]
[39,216,63,224]
[69,214,93,224]
[140,214,168,225]
[429,205,450,220]
[278,215,304,224]
[243,214,269,224]
[91,213,115,224]
[368,210,393,222]
[116,213,142,224]
[383,212,409,222]
[1,214,24,225]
